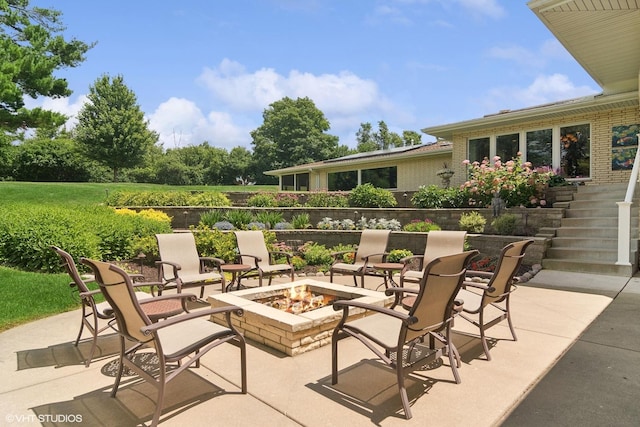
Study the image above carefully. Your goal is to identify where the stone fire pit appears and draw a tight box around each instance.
[208,279,392,356]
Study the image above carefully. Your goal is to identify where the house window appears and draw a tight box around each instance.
[296,173,309,191]
[468,137,490,163]
[282,174,294,191]
[496,133,520,162]
[361,166,397,189]
[328,171,358,191]
[560,124,590,178]
[526,129,552,169]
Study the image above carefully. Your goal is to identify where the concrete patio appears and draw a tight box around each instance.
[0,270,637,426]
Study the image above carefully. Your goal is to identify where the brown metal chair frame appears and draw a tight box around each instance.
[234,230,294,286]
[331,250,478,419]
[329,229,391,287]
[456,240,534,361]
[81,258,247,427]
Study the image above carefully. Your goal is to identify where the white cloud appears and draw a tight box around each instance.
[148,97,251,150]
[482,74,598,112]
[23,94,88,130]
[456,0,504,19]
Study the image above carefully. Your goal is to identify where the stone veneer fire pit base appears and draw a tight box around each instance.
[208,279,392,356]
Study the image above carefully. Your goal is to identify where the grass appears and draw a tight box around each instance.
[0,181,275,332]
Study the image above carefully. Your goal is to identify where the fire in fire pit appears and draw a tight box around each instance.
[253,284,340,314]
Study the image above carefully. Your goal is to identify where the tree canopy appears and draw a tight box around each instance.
[0,0,93,133]
[74,74,158,182]
[250,97,341,183]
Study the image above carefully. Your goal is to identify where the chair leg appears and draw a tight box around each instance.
[331,331,339,385]
[111,336,126,397]
[505,297,518,341]
[199,285,205,299]
[152,357,167,427]
[396,351,412,419]
[479,311,492,361]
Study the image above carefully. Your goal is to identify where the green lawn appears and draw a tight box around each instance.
[0,181,275,332]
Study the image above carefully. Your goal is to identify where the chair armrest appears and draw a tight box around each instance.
[332,299,416,325]
[236,253,261,266]
[140,305,245,335]
[383,287,419,297]
[269,251,293,262]
[361,252,389,262]
[398,254,425,271]
[200,256,225,266]
[462,280,495,293]
[465,270,495,279]
[78,289,101,299]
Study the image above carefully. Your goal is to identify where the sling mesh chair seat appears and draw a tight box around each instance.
[399,230,467,288]
[329,229,391,288]
[456,239,534,361]
[330,250,478,419]
[82,258,247,427]
[51,246,189,367]
[156,233,226,298]
[234,230,294,287]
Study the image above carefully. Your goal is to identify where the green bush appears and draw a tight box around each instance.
[305,191,349,207]
[403,219,442,232]
[246,193,277,207]
[411,185,467,208]
[199,209,227,227]
[291,213,311,229]
[275,193,301,207]
[191,226,238,263]
[459,211,486,233]
[105,190,230,207]
[491,213,518,235]
[254,211,284,228]
[298,242,333,266]
[0,204,172,272]
[225,210,254,229]
[348,184,397,208]
[387,249,413,263]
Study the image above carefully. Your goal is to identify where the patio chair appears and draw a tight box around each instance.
[456,239,534,361]
[399,230,467,288]
[155,233,226,298]
[329,229,391,288]
[51,246,188,367]
[331,250,478,419]
[234,230,294,287]
[81,258,247,427]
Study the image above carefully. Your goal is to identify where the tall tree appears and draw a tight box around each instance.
[0,0,93,133]
[402,130,422,146]
[250,97,339,183]
[356,122,378,152]
[75,74,158,181]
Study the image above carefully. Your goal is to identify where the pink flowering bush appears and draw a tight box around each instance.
[461,154,553,208]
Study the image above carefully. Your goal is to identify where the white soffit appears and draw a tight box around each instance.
[528,0,640,93]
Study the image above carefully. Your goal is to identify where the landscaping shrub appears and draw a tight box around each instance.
[105,190,230,207]
[274,222,293,230]
[254,211,284,228]
[387,249,413,263]
[191,225,238,263]
[246,193,277,207]
[348,184,397,208]
[403,219,442,232]
[461,155,552,208]
[199,209,226,227]
[305,191,349,207]
[491,213,518,235]
[298,242,333,266]
[356,216,401,231]
[275,193,301,207]
[212,221,234,230]
[459,211,486,233]
[411,185,468,208]
[328,243,356,263]
[0,205,171,272]
[225,210,253,229]
[291,213,311,229]
[246,222,267,230]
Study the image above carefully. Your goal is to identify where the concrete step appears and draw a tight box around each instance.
[541,258,636,276]
[545,247,620,262]
[550,237,617,249]
[554,227,626,238]
[566,199,636,209]
[564,208,620,218]
[560,217,618,227]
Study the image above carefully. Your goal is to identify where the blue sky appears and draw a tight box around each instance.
[28,0,599,151]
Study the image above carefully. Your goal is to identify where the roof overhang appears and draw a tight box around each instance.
[264,144,452,176]
[528,0,640,94]
[422,91,639,140]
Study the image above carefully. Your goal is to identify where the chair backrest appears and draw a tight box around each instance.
[156,233,201,278]
[235,230,270,267]
[81,258,153,344]
[354,229,391,265]
[423,230,467,265]
[405,250,478,342]
[51,246,90,294]
[483,240,534,305]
